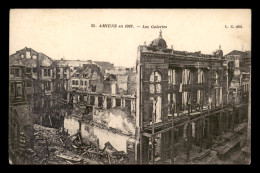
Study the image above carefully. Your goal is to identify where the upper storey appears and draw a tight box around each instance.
[137,31,226,69]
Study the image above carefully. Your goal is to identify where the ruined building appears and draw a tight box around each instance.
[9,48,56,113]
[134,31,248,164]
[9,56,34,164]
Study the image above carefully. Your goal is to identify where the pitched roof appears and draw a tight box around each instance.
[38,53,53,67]
[9,47,53,67]
[21,58,37,68]
[9,56,24,66]
[225,50,250,58]
[93,61,114,70]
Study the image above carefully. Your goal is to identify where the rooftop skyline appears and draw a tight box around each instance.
[10,9,251,67]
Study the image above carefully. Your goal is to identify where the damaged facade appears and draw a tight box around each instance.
[9,56,34,164]
[134,31,249,164]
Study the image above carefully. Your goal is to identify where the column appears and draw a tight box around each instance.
[219,107,223,141]
[95,95,98,107]
[87,95,90,105]
[122,97,126,108]
[103,96,107,110]
[131,98,135,112]
[121,98,123,108]
[112,97,116,108]
[41,97,44,107]
[67,93,70,103]
[50,97,53,107]
[199,119,203,152]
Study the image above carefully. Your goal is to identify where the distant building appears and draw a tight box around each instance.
[68,64,104,92]
[226,50,251,73]
[225,50,251,104]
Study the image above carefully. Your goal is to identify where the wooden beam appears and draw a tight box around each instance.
[219,104,223,141]
[142,133,152,138]
[171,108,175,164]
[151,136,154,164]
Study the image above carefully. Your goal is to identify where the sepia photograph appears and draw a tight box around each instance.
[9,9,251,165]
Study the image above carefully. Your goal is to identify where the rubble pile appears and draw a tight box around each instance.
[33,124,83,164]
[32,124,129,164]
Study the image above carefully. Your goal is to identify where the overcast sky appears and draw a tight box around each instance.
[9,9,251,67]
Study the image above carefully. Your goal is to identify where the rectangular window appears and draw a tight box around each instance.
[72,80,75,85]
[98,97,103,108]
[116,98,121,107]
[33,68,37,73]
[16,83,22,97]
[107,98,112,109]
[15,69,20,77]
[27,94,31,101]
[10,68,14,75]
[48,69,51,76]
[26,68,31,73]
[26,51,31,59]
[75,80,79,85]
[10,83,15,97]
[46,81,51,91]
[57,68,60,73]
[90,96,95,105]
[44,69,47,76]
[85,81,87,86]
[26,80,32,87]
[80,80,83,85]
[125,99,131,112]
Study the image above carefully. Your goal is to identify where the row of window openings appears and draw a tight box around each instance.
[72,80,88,86]
[24,68,52,77]
[12,68,67,78]
[10,69,21,77]
[149,89,223,123]
[150,70,220,94]
[74,95,133,111]
[167,69,205,85]
[24,80,51,90]
[25,67,67,74]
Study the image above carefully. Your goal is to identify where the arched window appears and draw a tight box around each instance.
[149,71,162,123]
[150,71,162,94]
[215,72,219,84]
[198,69,204,84]
[168,69,176,84]
[197,69,205,107]
[182,69,191,109]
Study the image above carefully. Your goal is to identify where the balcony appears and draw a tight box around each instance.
[182,84,192,91]
[45,90,51,95]
[167,83,178,92]
[194,83,205,90]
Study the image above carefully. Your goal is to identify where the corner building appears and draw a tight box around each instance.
[135,31,227,163]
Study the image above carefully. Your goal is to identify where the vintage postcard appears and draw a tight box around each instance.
[9,9,251,165]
